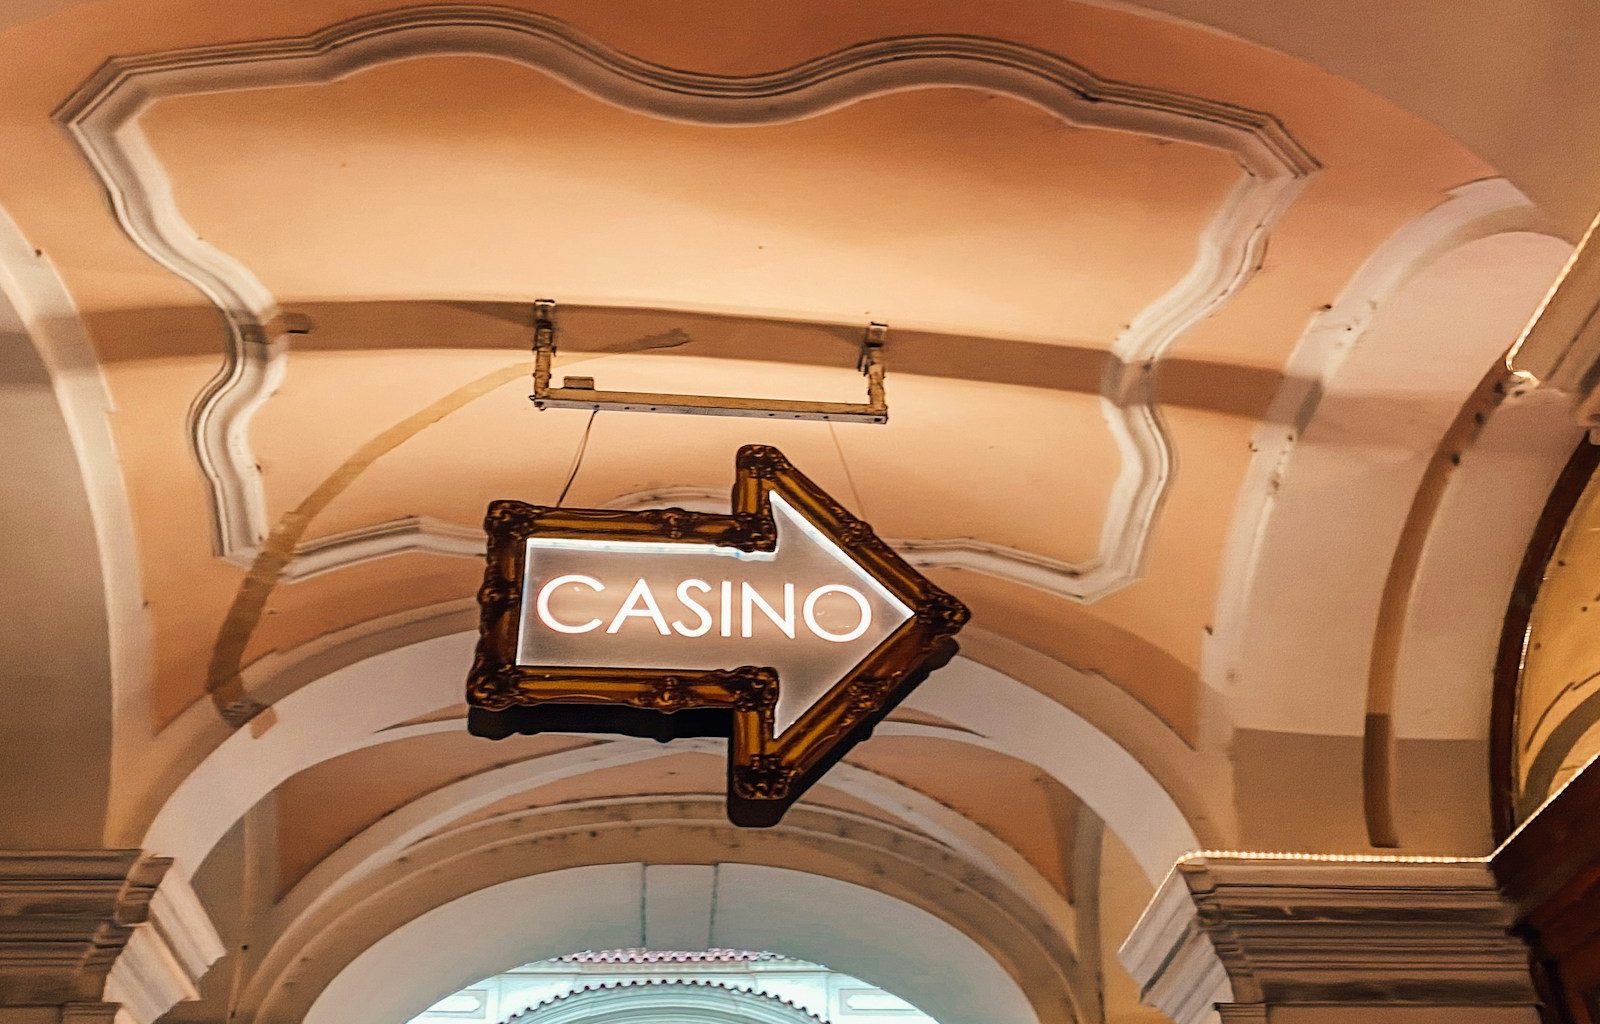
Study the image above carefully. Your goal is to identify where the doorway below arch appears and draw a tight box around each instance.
[408,949,936,1024]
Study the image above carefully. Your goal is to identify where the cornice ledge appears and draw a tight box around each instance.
[55,4,1317,603]
[0,851,167,1007]
[0,851,221,1022]
[1124,853,1538,1018]
[102,869,225,1024]
[1118,865,1232,1024]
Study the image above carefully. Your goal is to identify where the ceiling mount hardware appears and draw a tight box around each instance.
[529,300,889,424]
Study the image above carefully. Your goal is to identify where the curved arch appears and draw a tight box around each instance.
[269,730,1078,956]
[144,629,1197,885]
[1487,440,1600,829]
[1200,177,1573,850]
[57,4,1315,602]
[905,658,1198,879]
[1386,385,1581,845]
[143,628,466,877]
[253,812,1060,1024]
[0,201,140,844]
[1206,179,1562,734]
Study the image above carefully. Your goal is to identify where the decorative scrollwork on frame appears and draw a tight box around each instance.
[732,668,779,711]
[468,444,970,827]
[917,591,972,631]
[846,676,894,714]
[727,512,776,551]
[737,444,789,480]
[638,676,691,710]
[733,755,798,800]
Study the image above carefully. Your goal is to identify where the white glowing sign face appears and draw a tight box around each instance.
[517,494,913,734]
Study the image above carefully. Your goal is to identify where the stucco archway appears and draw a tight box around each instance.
[295,862,1040,1024]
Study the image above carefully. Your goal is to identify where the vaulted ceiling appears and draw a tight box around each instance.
[0,3,1592,1023]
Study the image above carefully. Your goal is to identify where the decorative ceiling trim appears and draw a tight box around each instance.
[1202,178,1557,726]
[0,206,152,795]
[101,867,226,1024]
[277,487,1176,600]
[1121,855,1535,1016]
[56,3,1316,602]
[282,515,484,583]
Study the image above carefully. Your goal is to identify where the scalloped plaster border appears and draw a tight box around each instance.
[57,4,1316,602]
[505,979,828,1024]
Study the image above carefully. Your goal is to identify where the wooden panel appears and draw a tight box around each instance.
[1493,757,1600,1024]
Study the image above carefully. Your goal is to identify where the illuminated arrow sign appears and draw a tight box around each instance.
[467,444,969,826]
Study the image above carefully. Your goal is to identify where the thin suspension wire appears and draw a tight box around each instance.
[827,420,868,516]
[556,408,599,507]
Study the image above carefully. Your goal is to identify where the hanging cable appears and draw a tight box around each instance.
[556,408,599,507]
[827,420,868,516]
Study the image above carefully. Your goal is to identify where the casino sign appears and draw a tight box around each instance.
[467,444,969,826]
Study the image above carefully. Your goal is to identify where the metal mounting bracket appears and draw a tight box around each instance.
[530,299,889,424]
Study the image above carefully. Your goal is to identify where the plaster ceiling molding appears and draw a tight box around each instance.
[502,979,826,1024]
[55,4,1316,603]
[0,204,149,828]
[101,866,227,1024]
[1116,864,1231,1024]
[267,730,1077,963]
[1201,178,1566,733]
[248,809,1061,1024]
[282,515,486,582]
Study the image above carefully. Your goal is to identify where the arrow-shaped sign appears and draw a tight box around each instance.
[467,444,969,826]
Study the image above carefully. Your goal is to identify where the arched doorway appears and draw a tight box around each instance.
[409,949,931,1024]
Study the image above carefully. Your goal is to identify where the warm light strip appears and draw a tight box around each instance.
[1503,206,1600,377]
[1163,749,1600,873]
[1178,849,1483,865]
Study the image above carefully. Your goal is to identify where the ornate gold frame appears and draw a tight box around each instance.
[467,444,969,826]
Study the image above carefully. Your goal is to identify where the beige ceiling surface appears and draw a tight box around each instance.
[144,68,1234,342]
[429,750,900,837]
[255,354,1124,553]
[0,0,1491,733]
[848,735,1085,899]
[935,568,1202,743]
[0,1,1552,1019]
[266,731,598,897]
